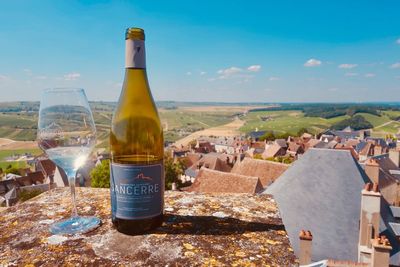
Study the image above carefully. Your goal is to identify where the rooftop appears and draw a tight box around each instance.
[0,188,297,266]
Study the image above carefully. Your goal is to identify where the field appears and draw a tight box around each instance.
[239,110,400,136]
[239,110,349,135]
[1,102,400,155]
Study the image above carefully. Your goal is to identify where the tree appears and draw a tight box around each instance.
[164,154,184,190]
[259,131,275,141]
[297,128,308,136]
[5,166,20,175]
[91,160,110,188]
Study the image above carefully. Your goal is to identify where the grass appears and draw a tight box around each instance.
[0,161,30,170]
[240,110,336,135]
[356,113,391,128]
[0,148,42,160]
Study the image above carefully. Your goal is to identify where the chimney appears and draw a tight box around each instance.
[389,149,400,168]
[364,159,380,184]
[371,236,392,267]
[171,182,177,191]
[358,183,381,263]
[374,145,383,156]
[299,230,313,265]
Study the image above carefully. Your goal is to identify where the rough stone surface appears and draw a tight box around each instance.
[0,188,297,266]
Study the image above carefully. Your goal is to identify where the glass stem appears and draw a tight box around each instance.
[69,175,78,218]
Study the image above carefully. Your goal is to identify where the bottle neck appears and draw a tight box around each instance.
[125,39,146,69]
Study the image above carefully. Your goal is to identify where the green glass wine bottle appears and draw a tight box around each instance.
[110,27,164,235]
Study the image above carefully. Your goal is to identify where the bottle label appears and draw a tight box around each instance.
[110,162,164,220]
[125,39,146,68]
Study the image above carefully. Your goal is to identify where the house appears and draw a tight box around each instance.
[264,148,370,262]
[180,153,233,182]
[262,143,286,159]
[184,167,264,194]
[287,142,304,157]
[304,138,322,151]
[231,157,289,187]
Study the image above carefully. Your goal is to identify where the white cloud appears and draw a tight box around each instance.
[390,62,400,69]
[35,75,47,80]
[328,87,338,92]
[396,38,400,45]
[247,65,261,72]
[200,71,206,76]
[364,73,376,78]
[304,58,322,67]
[0,74,9,81]
[23,69,32,76]
[338,63,358,69]
[269,76,280,81]
[217,67,242,79]
[64,72,81,81]
[345,72,358,77]
[186,71,192,75]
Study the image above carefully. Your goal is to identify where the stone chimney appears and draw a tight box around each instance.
[299,230,313,265]
[373,145,382,156]
[364,159,380,184]
[358,183,381,263]
[389,149,400,168]
[371,236,392,267]
[171,182,177,191]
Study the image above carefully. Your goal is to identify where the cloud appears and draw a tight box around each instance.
[364,73,376,78]
[390,62,400,69]
[35,75,47,80]
[396,38,400,45]
[0,74,10,81]
[23,69,32,76]
[200,71,206,76]
[338,63,358,69]
[217,67,243,79]
[247,65,261,72]
[328,87,338,92]
[269,76,280,81]
[345,72,358,77]
[304,58,322,67]
[64,72,81,81]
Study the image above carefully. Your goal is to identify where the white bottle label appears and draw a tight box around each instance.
[125,39,146,68]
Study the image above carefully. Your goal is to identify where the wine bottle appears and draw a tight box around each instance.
[110,27,164,235]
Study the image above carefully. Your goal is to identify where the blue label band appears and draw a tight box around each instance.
[110,162,164,220]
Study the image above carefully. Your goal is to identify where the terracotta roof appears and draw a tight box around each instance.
[344,139,360,148]
[263,144,285,158]
[288,142,303,153]
[186,167,264,194]
[15,171,45,186]
[231,158,289,187]
[38,159,56,177]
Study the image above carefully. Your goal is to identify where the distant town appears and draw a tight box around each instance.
[1,101,400,265]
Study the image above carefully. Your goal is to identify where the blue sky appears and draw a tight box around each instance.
[0,0,399,102]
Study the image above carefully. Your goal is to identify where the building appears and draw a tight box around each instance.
[231,157,289,187]
[264,148,370,262]
[184,167,264,194]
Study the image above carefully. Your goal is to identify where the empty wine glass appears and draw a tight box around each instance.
[38,88,100,234]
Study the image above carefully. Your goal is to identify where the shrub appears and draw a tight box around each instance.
[91,160,110,188]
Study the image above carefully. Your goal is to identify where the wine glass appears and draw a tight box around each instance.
[38,88,101,235]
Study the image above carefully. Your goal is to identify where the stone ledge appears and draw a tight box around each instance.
[0,188,296,266]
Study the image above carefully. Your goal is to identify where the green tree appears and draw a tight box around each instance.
[91,160,110,188]
[259,131,275,141]
[5,166,20,175]
[164,155,184,190]
[297,128,308,136]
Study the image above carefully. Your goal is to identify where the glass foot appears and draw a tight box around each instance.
[50,216,101,235]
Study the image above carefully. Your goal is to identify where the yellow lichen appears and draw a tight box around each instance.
[183,243,194,250]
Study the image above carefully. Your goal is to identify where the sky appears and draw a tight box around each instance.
[0,0,399,103]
